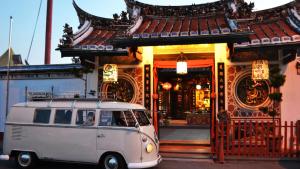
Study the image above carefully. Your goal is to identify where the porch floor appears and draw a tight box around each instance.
[159,128,210,141]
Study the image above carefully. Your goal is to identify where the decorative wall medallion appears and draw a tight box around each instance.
[234,72,270,110]
[100,73,138,103]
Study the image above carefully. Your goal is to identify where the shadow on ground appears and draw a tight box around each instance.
[278,160,300,169]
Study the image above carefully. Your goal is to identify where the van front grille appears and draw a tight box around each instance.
[11,126,22,140]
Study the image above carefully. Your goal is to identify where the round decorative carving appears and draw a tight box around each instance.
[100,73,138,103]
[233,71,270,110]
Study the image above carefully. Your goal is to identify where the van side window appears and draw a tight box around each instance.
[76,110,95,126]
[133,110,150,126]
[33,109,51,124]
[54,109,72,124]
[99,111,135,127]
[123,111,136,127]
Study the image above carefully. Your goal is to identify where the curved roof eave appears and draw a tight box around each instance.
[73,0,114,27]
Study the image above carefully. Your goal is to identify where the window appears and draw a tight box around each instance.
[33,109,51,123]
[76,110,95,126]
[133,110,150,126]
[99,111,136,127]
[54,109,72,124]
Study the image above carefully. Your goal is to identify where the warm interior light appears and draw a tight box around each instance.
[176,52,187,75]
[162,82,172,90]
[196,84,202,90]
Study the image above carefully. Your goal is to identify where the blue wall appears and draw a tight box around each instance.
[0,78,84,132]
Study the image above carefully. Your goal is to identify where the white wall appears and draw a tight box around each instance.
[86,70,99,98]
[0,78,85,132]
[281,60,300,124]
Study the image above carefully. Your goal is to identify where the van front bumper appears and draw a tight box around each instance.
[127,155,162,169]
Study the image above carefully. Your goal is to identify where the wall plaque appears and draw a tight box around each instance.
[144,64,151,110]
[218,63,225,111]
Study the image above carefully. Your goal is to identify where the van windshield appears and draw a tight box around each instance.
[132,110,151,126]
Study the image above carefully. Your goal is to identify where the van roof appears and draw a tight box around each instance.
[13,101,146,110]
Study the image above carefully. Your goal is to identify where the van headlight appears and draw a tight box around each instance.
[146,143,154,153]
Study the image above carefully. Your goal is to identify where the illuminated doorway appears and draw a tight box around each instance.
[157,67,212,142]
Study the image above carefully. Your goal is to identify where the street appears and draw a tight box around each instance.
[0,158,300,169]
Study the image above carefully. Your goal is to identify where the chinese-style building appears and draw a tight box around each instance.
[1,0,300,158]
[58,0,300,153]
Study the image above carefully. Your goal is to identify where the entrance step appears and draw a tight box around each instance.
[159,141,212,159]
[160,145,211,154]
[160,140,210,146]
[160,152,212,159]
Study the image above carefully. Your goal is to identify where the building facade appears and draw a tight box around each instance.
[57,0,300,145]
[1,0,300,151]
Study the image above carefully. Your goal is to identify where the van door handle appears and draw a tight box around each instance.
[97,134,105,138]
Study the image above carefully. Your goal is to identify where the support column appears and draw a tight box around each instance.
[44,0,53,64]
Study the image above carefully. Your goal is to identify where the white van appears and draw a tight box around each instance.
[3,100,161,169]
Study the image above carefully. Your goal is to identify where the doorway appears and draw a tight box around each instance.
[156,67,212,143]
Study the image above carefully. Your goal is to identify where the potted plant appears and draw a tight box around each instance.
[259,65,285,152]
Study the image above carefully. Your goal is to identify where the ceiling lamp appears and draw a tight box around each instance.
[252,60,269,80]
[176,52,188,75]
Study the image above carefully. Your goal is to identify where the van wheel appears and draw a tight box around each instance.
[101,154,126,169]
[15,152,37,169]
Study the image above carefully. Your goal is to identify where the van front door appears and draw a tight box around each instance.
[97,110,142,163]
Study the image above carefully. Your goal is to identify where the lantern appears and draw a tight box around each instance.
[162,82,172,90]
[196,84,202,90]
[252,60,269,80]
[176,52,187,75]
[103,64,118,82]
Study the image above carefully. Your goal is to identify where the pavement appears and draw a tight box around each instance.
[0,158,300,169]
[1,140,300,169]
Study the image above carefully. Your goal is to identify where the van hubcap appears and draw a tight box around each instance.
[18,153,31,167]
[104,155,118,169]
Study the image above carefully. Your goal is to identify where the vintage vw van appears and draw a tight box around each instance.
[3,100,161,169]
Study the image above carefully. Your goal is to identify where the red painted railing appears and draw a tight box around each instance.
[215,120,300,158]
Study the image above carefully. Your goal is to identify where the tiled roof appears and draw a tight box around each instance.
[59,0,300,55]
[131,15,232,39]
[234,5,300,48]
[58,1,129,56]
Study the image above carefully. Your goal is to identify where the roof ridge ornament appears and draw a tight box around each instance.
[125,0,231,17]
[58,23,74,48]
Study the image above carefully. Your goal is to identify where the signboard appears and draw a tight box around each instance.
[144,65,151,110]
[103,64,118,82]
[218,63,225,111]
[28,91,52,100]
[252,60,269,80]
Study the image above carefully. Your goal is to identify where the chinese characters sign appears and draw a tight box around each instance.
[218,63,225,111]
[252,60,269,80]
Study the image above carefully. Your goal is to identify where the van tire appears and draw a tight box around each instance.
[15,152,38,169]
[100,153,126,169]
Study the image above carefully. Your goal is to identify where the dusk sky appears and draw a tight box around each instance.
[0,0,294,65]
